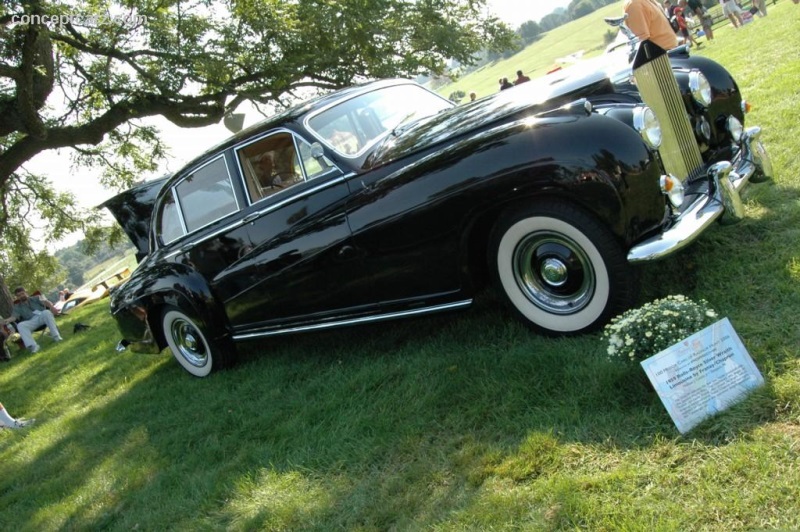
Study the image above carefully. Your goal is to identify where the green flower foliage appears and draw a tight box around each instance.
[603,295,718,363]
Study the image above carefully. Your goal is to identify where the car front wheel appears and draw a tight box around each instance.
[490,202,636,335]
[161,306,234,377]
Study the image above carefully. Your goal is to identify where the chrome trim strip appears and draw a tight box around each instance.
[162,175,349,260]
[239,175,349,221]
[231,300,473,340]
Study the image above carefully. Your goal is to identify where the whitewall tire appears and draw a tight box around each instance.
[161,307,224,377]
[490,202,636,335]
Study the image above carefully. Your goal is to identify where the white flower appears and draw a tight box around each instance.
[603,295,718,363]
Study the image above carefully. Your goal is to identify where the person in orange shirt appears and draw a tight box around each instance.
[624,0,679,51]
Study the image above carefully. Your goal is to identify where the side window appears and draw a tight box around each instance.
[158,192,185,244]
[175,157,238,232]
[297,138,335,180]
[237,132,305,204]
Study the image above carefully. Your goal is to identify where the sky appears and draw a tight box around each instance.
[486,0,573,27]
[30,0,575,250]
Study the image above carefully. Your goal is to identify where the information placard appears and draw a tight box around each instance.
[640,318,764,434]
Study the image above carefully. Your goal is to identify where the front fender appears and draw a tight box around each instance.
[364,111,665,247]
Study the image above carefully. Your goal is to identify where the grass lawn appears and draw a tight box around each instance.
[1,3,799,529]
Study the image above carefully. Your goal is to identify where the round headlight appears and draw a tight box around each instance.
[727,115,744,142]
[689,71,712,108]
[633,106,662,148]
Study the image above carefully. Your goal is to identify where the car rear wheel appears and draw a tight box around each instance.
[161,306,234,377]
[489,202,636,335]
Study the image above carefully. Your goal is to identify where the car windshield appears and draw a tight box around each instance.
[306,84,452,157]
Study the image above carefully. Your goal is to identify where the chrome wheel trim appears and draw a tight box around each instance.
[495,214,610,333]
[169,316,209,368]
[513,232,596,315]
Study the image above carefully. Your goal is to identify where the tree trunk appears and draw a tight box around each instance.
[0,274,13,317]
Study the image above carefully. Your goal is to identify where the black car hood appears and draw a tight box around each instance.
[367,65,617,169]
[99,176,168,261]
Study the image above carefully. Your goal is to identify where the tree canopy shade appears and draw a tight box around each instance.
[0,0,514,312]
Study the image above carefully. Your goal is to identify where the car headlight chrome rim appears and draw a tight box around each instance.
[633,106,662,148]
[660,174,685,208]
[689,71,712,108]
[727,116,744,142]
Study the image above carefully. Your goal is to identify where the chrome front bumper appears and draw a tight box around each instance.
[627,127,771,263]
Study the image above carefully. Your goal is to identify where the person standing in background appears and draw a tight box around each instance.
[719,0,744,28]
[624,0,679,51]
[686,0,714,40]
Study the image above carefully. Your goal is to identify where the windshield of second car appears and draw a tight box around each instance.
[306,84,452,157]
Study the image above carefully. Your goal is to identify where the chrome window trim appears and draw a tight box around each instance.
[231,300,473,340]
[162,174,350,260]
[158,187,187,246]
[232,128,341,206]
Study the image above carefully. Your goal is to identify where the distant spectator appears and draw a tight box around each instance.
[675,2,701,47]
[686,0,714,40]
[752,0,767,16]
[514,70,531,85]
[0,401,34,430]
[624,0,679,51]
[2,286,63,353]
[719,0,744,27]
[663,0,680,31]
[498,78,513,91]
[469,91,477,102]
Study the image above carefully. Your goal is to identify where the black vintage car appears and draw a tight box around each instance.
[103,44,770,377]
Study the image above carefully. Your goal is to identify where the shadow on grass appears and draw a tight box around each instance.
[1,285,774,529]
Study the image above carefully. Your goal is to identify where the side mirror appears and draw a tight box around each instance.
[223,113,246,134]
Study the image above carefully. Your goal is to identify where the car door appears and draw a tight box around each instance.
[342,150,468,312]
[212,130,370,332]
[154,154,252,289]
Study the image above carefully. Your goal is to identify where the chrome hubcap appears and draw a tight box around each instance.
[170,318,208,368]
[540,258,568,287]
[513,232,595,315]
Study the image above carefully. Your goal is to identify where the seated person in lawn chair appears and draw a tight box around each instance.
[2,286,63,353]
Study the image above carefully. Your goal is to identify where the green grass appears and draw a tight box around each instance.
[440,2,627,99]
[2,5,800,529]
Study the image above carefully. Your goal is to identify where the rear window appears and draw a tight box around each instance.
[157,156,239,245]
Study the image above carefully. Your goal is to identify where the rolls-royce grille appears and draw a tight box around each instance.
[632,43,703,182]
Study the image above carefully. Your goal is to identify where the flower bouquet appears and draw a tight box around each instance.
[603,295,718,363]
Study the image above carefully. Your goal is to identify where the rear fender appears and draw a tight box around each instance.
[113,262,229,351]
